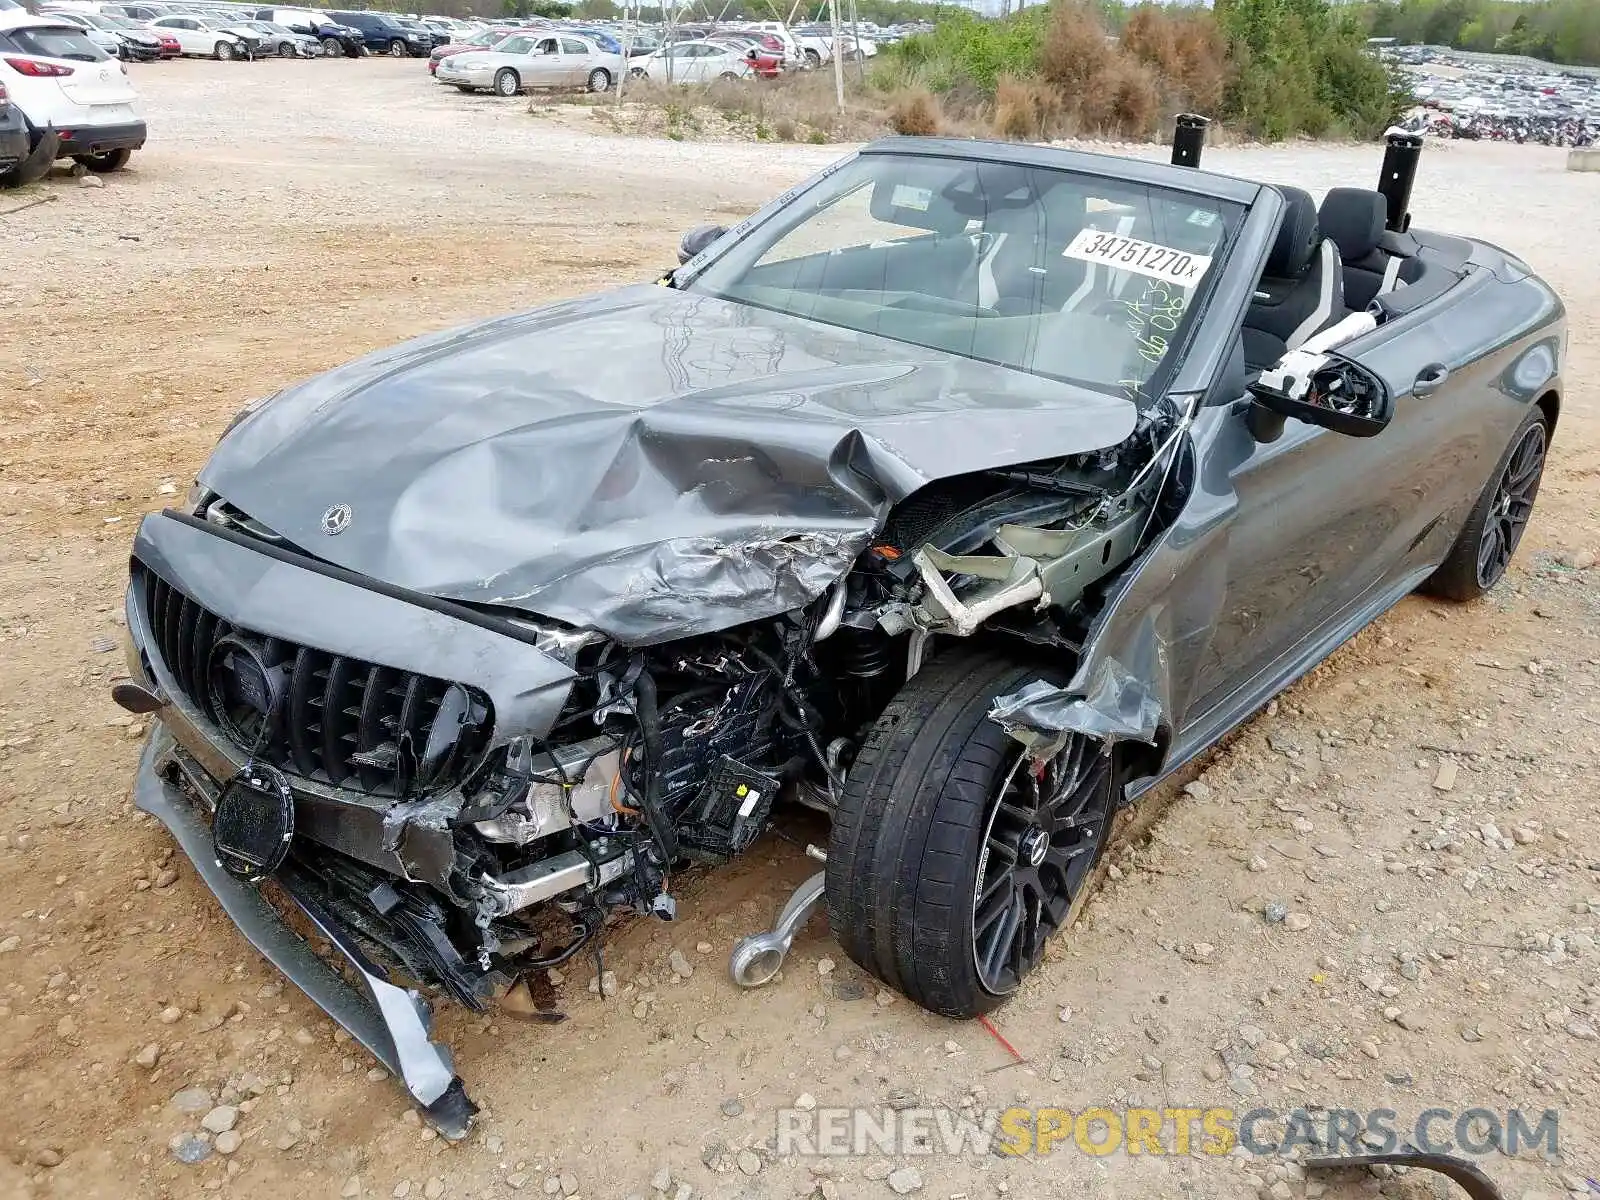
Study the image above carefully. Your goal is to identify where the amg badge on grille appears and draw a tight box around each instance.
[321,503,352,535]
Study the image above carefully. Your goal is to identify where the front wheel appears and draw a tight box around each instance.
[1421,407,1549,601]
[826,652,1115,1018]
[277,40,295,57]
[214,40,235,60]
[586,67,611,93]
[804,47,820,67]
[73,148,132,173]
[493,67,519,96]
[388,38,407,57]
[321,35,343,56]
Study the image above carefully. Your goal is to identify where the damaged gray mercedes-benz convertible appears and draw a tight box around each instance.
[116,132,1564,1135]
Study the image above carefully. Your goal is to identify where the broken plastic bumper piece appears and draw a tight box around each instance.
[132,728,478,1139]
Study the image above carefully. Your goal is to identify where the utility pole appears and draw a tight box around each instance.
[829,0,844,108]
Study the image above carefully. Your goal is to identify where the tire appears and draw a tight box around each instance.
[214,40,235,60]
[72,148,132,173]
[804,47,820,67]
[718,70,740,80]
[586,67,610,93]
[1421,406,1549,601]
[321,36,342,56]
[627,66,646,79]
[826,651,1116,1018]
[388,38,407,57]
[277,41,295,57]
[493,67,519,96]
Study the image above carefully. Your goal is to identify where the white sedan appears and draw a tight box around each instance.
[146,15,252,59]
[639,39,755,85]
[437,32,623,96]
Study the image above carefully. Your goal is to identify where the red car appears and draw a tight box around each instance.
[710,37,781,78]
[154,30,181,57]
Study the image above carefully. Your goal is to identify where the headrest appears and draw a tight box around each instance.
[1319,187,1387,262]
[1265,185,1320,278]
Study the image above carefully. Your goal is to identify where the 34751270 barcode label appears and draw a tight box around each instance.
[1062,228,1213,288]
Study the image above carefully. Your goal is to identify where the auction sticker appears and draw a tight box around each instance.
[1062,228,1212,288]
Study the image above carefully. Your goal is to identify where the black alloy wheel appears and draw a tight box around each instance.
[1476,419,1546,590]
[972,734,1112,995]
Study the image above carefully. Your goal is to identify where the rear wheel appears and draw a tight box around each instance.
[214,40,235,60]
[826,651,1115,1018]
[1421,407,1549,601]
[73,148,132,173]
[388,38,407,57]
[493,67,519,96]
[586,67,611,93]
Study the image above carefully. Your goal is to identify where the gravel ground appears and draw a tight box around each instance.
[2,57,1599,1200]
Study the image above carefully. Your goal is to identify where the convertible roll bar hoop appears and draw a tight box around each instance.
[1378,131,1425,233]
[1171,113,1210,168]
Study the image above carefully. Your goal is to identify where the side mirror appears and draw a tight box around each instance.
[678,223,726,265]
[1247,354,1392,443]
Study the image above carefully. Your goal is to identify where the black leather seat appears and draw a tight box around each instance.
[1319,187,1423,311]
[1242,186,1344,370]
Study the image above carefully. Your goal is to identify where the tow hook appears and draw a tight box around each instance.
[729,844,826,989]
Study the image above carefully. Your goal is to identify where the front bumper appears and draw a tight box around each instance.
[437,66,491,86]
[120,508,584,1132]
[55,120,147,158]
[133,728,477,1137]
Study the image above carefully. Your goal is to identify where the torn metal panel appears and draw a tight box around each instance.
[988,658,1164,762]
[199,286,1137,645]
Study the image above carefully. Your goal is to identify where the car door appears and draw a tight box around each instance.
[520,35,562,86]
[1184,317,1458,723]
[560,37,591,85]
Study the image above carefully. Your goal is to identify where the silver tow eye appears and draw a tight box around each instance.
[730,844,827,989]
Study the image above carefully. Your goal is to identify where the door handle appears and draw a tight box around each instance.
[1412,363,1450,397]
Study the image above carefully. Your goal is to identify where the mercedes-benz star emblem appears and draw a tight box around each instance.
[320,503,352,535]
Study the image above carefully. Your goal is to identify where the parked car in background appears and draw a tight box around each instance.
[78,10,167,59]
[392,16,444,49]
[436,30,621,95]
[640,38,755,84]
[706,35,781,78]
[427,23,526,75]
[148,14,252,59]
[0,9,145,171]
[234,17,318,56]
[252,8,362,57]
[327,9,427,57]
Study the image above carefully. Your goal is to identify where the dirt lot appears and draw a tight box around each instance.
[3,57,1599,1200]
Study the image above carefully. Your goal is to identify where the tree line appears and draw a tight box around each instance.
[1355,0,1600,67]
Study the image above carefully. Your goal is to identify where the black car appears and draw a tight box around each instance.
[0,81,30,183]
[250,10,364,58]
[119,131,1563,1138]
[327,9,428,56]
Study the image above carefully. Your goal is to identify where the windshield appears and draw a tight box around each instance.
[6,24,109,60]
[687,154,1242,400]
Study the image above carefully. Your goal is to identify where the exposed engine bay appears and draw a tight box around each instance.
[252,396,1191,1015]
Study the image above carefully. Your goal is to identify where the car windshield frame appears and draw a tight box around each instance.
[681,149,1249,405]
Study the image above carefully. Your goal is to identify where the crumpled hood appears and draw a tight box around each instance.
[201,285,1137,644]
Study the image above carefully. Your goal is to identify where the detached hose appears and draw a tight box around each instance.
[632,671,680,866]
